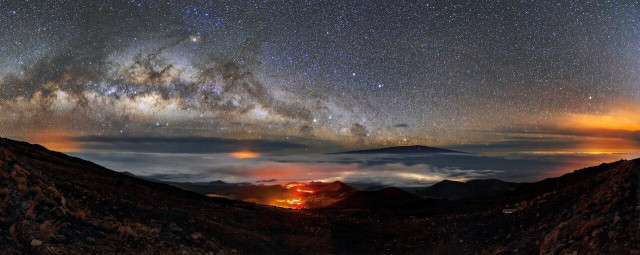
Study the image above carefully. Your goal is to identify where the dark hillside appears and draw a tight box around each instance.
[1,137,639,254]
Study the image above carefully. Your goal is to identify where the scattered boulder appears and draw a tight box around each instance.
[21,201,31,210]
[30,239,43,246]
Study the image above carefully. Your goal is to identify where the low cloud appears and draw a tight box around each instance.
[74,136,308,153]
[72,151,640,187]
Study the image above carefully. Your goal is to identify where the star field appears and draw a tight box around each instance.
[0,0,639,153]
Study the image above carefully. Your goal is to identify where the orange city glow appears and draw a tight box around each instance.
[564,110,640,132]
[296,189,314,193]
[231,151,260,159]
[554,106,640,154]
[27,131,81,152]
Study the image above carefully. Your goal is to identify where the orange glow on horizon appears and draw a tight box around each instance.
[524,138,640,155]
[572,137,639,154]
[563,106,640,132]
[231,151,260,159]
[553,105,640,154]
[27,131,81,152]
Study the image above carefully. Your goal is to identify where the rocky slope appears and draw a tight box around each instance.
[329,187,428,209]
[418,179,521,200]
[1,137,639,254]
[427,159,640,253]
[0,138,329,254]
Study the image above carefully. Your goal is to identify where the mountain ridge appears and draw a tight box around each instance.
[334,145,463,154]
[418,178,522,200]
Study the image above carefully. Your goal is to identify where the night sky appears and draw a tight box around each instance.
[1,0,639,154]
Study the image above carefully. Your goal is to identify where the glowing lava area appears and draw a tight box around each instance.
[272,198,304,209]
[285,183,303,189]
[270,183,317,209]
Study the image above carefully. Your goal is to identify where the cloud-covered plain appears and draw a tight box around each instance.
[71,151,640,187]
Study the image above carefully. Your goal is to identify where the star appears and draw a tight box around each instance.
[0,0,636,154]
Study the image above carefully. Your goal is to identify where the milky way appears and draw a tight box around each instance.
[1,1,639,153]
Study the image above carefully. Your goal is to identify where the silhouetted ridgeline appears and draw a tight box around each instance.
[334,145,463,154]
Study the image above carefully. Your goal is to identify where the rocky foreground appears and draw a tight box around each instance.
[1,137,639,254]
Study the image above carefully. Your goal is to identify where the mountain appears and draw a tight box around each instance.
[208,180,228,185]
[0,138,330,253]
[329,188,428,209]
[480,159,640,253]
[335,145,462,154]
[418,179,522,200]
[308,181,356,194]
[298,181,358,208]
[2,137,640,254]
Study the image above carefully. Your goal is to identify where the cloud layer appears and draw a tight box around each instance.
[72,151,640,187]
